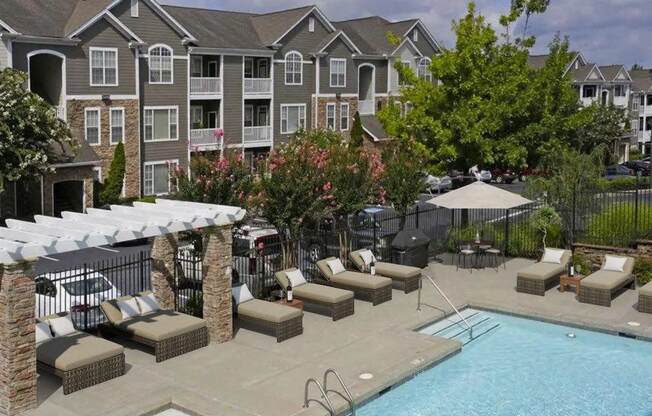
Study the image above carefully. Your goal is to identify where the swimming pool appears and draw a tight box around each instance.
[358,309,652,416]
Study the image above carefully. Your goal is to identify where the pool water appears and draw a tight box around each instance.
[358,311,652,416]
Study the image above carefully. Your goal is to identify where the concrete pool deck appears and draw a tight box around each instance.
[30,256,652,416]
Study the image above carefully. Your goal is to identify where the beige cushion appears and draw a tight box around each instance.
[374,262,421,280]
[541,248,565,264]
[293,283,354,304]
[517,262,565,281]
[582,270,632,290]
[275,269,292,289]
[349,251,366,271]
[326,258,346,275]
[640,281,652,297]
[115,310,206,342]
[101,296,135,324]
[237,299,302,323]
[317,258,339,280]
[330,271,392,289]
[37,332,123,371]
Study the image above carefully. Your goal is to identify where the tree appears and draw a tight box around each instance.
[567,103,629,159]
[531,206,561,248]
[99,142,126,206]
[350,111,364,147]
[0,69,75,191]
[631,64,644,71]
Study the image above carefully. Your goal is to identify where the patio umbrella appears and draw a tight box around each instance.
[426,181,533,209]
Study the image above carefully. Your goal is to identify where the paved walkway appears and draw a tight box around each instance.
[31,255,652,416]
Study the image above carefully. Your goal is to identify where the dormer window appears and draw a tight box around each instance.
[309,17,315,33]
[131,0,139,17]
[413,29,418,42]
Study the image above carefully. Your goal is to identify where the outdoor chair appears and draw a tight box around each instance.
[578,255,635,307]
[275,269,354,321]
[638,281,652,314]
[36,313,125,395]
[100,292,209,362]
[232,284,303,342]
[516,248,571,296]
[483,242,506,271]
[349,249,422,293]
[316,257,393,305]
[456,243,476,272]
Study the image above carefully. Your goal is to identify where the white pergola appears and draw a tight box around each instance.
[0,199,246,265]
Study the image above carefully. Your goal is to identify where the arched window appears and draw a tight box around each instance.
[149,45,173,84]
[285,51,302,85]
[417,57,432,81]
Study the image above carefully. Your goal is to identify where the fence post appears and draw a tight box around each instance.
[373,212,377,254]
[415,205,420,229]
[635,173,640,238]
[571,191,577,247]
[504,209,510,257]
[83,263,88,331]
[139,251,146,292]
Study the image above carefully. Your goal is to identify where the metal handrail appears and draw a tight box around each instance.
[304,378,335,415]
[418,273,473,339]
[323,368,356,416]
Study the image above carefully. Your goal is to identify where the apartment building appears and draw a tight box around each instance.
[629,69,652,156]
[529,51,633,161]
[0,0,441,220]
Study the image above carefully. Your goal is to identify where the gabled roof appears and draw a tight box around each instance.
[251,5,335,47]
[629,69,652,92]
[598,65,631,82]
[316,30,362,55]
[568,63,604,83]
[360,115,391,142]
[527,51,586,74]
[391,37,422,57]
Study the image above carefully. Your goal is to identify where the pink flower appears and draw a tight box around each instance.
[323,182,332,192]
[214,128,225,138]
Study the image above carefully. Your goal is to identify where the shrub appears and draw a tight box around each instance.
[634,258,652,286]
[99,142,126,206]
[350,111,364,147]
[571,251,592,275]
[584,203,652,246]
[596,177,638,192]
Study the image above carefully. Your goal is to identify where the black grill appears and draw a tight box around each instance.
[391,229,430,268]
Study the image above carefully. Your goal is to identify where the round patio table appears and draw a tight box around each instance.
[461,240,494,268]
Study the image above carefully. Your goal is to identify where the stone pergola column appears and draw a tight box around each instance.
[0,260,37,416]
[151,233,178,310]
[202,225,233,343]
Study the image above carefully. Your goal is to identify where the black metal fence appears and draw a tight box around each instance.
[35,250,151,331]
[174,246,204,317]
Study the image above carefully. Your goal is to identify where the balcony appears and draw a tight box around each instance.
[359,100,374,115]
[243,126,272,147]
[638,131,651,143]
[244,78,272,96]
[190,128,224,152]
[190,77,222,97]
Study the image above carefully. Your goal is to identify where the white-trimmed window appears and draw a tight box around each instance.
[144,107,178,142]
[285,51,302,85]
[330,58,346,88]
[417,57,432,81]
[144,160,178,196]
[309,17,315,33]
[130,0,139,17]
[340,103,349,131]
[84,108,101,145]
[149,45,173,84]
[90,48,118,86]
[280,104,306,134]
[326,103,336,130]
[110,108,124,144]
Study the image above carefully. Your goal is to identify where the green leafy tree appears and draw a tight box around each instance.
[350,111,364,147]
[0,69,75,191]
[99,142,126,206]
[530,206,561,248]
[567,103,629,159]
[631,64,644,71]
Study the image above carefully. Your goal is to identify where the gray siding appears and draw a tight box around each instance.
[274,61,314,143]
[72,19,136,95]
[411,26,439,58]
[0,39,10,69]
[113,0,186,55]
[352,58,388,95]
[319,40,356,95]
[140,57,188,164]
[275,11,331,58]
[222,55,243,146]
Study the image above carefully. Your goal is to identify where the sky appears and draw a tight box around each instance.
[160,0,652,68]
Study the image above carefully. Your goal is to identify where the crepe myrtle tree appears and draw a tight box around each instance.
[0,68,75,191]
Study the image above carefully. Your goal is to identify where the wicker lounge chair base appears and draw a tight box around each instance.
[237,315,303,342]
[38,353,125,395]
[639,294,652,314]
[578,279,635,307]
[398,276,421,294]
[516,275,560,296]
[319,280,392,305]
[297,295,354,321]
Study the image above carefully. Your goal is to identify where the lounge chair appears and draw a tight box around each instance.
[579,255,635,307]
[232,284,303,342]
[37,313,125,394]
[638,281,652,314]
[516,249,571,296]
[316,257,392,305]
[349,249,421,293]
[275,268,354,321]
[100,292,209,362]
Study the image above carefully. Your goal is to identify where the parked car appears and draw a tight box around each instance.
[517,167,543,183]
[423,173,452,194]
[232,222,282,292]
[468,166,492,182]
[603,164,634,180]
[490,168,517,184]
[34,270,120,327]
[622,160,650,176]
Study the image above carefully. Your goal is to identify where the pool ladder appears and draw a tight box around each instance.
[304,368,356,415]
[418,273,473,340]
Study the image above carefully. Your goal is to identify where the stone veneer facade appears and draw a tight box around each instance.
[0,261,37,415]
[151,234,178,310]
[202,225,233,343]
[315,97,359,139]
[41,166,94,216]
[67,99,141,199]
[573,241,652,275]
